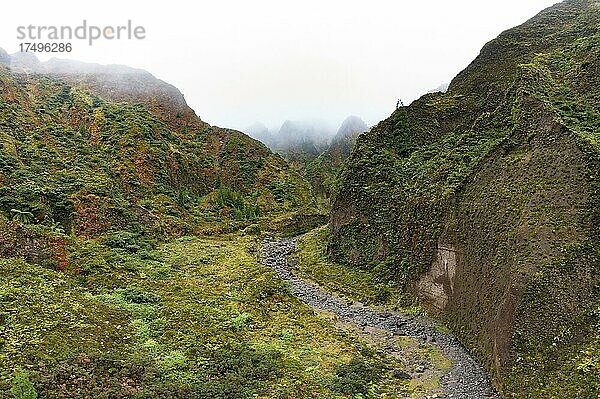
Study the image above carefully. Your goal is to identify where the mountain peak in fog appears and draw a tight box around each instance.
[245,122,274,147]
[3,50,203,130]
[333,115,368,142]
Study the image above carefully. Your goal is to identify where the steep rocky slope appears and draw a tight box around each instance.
[329,1,600,397]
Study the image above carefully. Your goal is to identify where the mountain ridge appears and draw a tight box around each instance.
[4,50,205,132]
[305,115,368,197]
[329,1,600,397]
[0,49,318,266]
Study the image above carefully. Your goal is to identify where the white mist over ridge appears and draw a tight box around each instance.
[0,0,559,130]
[245,115,368,152]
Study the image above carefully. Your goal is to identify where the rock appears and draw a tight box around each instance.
[393,370,412,379]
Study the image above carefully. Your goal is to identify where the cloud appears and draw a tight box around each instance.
[0,0,559,131]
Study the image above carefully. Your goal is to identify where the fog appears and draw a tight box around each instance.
[0,0,559,131]
[249,119,336,151]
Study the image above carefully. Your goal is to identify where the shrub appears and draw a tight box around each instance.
[332,358,384,396]
[205,345,283,383]
[121,286,161,305]
[34,352,159,399]
[229,312,251,331]
[102,231,154,253]
[159,351,188,372]
[10,370,37,399]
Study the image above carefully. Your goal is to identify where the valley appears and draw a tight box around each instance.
[0,1,599,398]
[0,230,470,399]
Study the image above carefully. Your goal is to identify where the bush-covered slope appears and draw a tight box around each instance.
[0,53,343,398]
[1,235,411,398]
[329,1,600,397]
[305,116,367,197]
[0,54,316,263]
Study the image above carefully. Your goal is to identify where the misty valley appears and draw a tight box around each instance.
[0,1,599,399]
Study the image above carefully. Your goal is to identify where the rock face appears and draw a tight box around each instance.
[417,243,459,310]
[245,116,367,196]
[262,120,332,170]
[275,120,332,150]
[329,1,600,397]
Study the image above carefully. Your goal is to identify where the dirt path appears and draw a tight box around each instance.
[261,237,500,399]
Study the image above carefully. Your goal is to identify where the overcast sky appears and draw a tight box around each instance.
[1,0,559,131]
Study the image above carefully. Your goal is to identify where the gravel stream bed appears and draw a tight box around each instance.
[261,237,500,399]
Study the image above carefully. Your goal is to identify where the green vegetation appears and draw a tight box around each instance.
[329,1,600,397]
[0,63,316,249]
[10,370,37,399]
[0,53,359,398]
[331,358,382,397]
[0,235,416,398]
[304,134,359,199]
[294,226,416,309]
[1,1,599,397]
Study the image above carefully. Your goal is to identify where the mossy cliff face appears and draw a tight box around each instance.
[329,1,600,397]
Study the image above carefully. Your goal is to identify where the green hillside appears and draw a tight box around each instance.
[0,55,321,255]
[329,1,600,397]
[0,54,347,397]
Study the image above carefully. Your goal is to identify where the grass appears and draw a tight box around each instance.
[293,226,421,311]
[0,233,420,398]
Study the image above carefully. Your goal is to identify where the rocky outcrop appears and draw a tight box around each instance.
[417,243,459,310]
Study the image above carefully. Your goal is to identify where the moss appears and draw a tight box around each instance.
[328,1,600,397]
